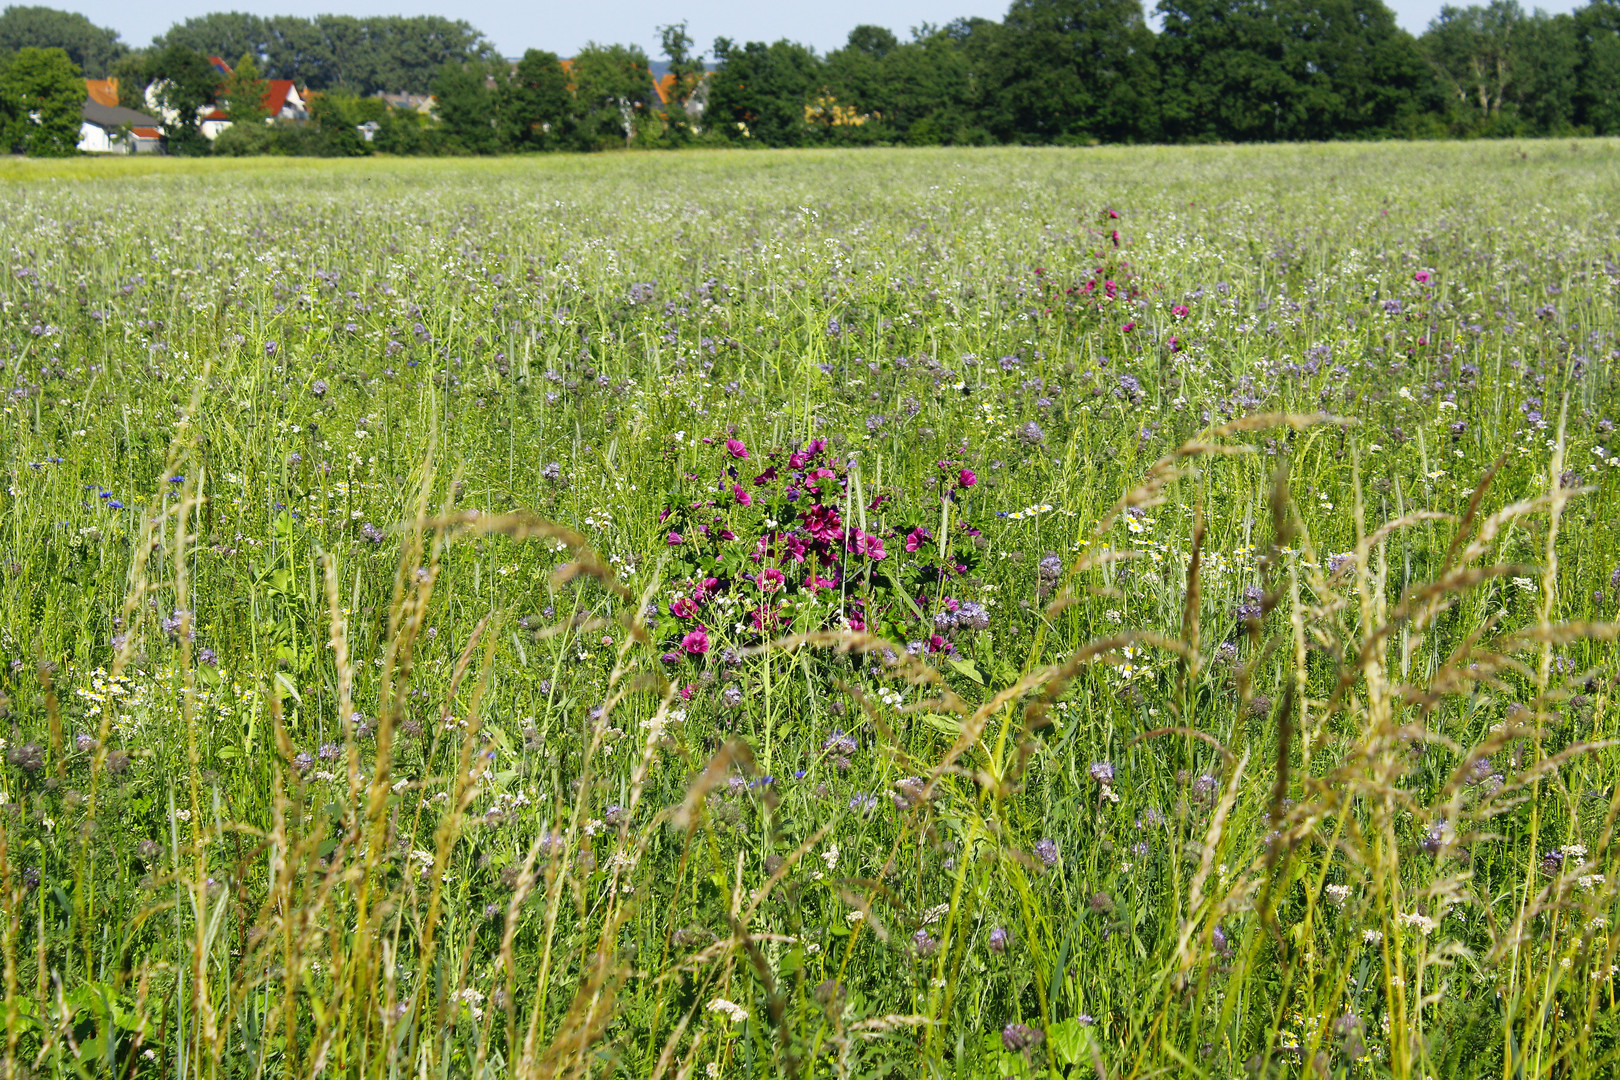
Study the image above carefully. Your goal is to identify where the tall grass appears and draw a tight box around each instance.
[0,142,1617,1079]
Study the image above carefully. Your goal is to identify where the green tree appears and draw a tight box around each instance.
[1419,1,1526,132]
[153,13,268,71]
[292,90,377,155]
[822,25,898,136]
[706,37,823,146]
[0,5,125,77]
[823,26,989,144]
[994,0,1160,143]
[211,117,274,154]
[1280,0,1434,139]
[568,42,654,150]
[431,59,501,153]
[1512,11,1577,132]
[0,45,83,155]
[1156,0,1302,141]
[109,52,147,108]
[145,43,220,155]
[373,103,433,154]
[158,14,494,95]
[658,22,705,142]
[1573,0,1620,132]
[499,48,570,150]
[218,51,269,123]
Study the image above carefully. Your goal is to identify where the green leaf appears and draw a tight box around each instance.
[1047,1018,1096,1067]
[919,713,962,737]
[947,658,983,685]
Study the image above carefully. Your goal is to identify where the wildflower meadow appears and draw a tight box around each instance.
[1,141,1619,1079]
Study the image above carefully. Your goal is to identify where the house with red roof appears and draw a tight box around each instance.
[198,58,308,141]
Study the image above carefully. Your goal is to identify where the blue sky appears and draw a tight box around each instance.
[74,0,1588,58]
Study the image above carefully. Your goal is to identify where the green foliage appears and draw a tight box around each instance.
[107,52,145,108]
[431,58,501,154]
[1574,0,1620,132]
[143,43,219,155]
[154,13,495,95]
[500,49,570,150]
[210,115,273,155]
[302,90,380,156]
[371,102,439,154]
[707,37,823,145]
[0,44,81,155]
[217,50,267,123]
[0,4,124,77]
[1418,0,1581,135]
[822,25,993,145]
[995,0,1162,143]
[657,22,704,143]
[568,42,656,150]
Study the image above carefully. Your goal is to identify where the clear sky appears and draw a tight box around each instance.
[65,0,1591,58]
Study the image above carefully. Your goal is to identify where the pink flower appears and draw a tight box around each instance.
[733,484,751,507]
[849,531,885,560]
[1414,270,1432,285]
[681,627,710,656]
[1171,304,1189,318]
[725,438,749,459]
[679,683,696,701]
[803,572,836,592]
[958,469,976,489]
[904,527,930,553]
[1122,322,1136,333]
[666,531,683,545]
[1168,336,1182,353]
[758,567,785,593]
[803,505,843,542]
[693,577,719,602]
[670,597,698,618]
[846,616,865,632]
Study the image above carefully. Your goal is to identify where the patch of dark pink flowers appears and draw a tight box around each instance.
[653,434,986,655]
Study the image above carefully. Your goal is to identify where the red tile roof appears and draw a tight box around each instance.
[264,79,297,115]
[199,79,300,122]
[86,78,119,107]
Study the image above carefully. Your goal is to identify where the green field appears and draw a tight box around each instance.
[2,142,1619,1079]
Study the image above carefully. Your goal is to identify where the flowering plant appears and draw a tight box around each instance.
[655,436,987,658]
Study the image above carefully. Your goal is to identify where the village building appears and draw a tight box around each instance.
[78,78,164,153]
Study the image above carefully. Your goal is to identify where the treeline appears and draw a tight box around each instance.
[418,0,1620,150]
[3,0,1619,154]
[698,0,1619,144]
[0,7,491,93]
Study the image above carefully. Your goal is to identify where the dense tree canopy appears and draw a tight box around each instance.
[0,5,122,76]
[154,14,494,95]
[500,48,571,149]
[569,42,657,148]
[144,42,222,154]
[0,44,81,153]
